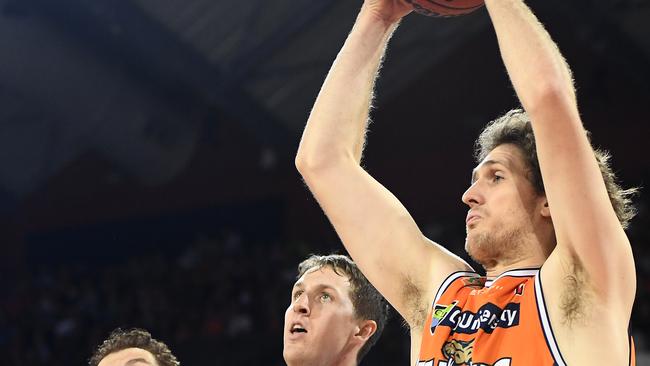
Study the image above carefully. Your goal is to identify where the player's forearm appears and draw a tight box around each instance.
[296,6,399,171]
[484,0,576,113]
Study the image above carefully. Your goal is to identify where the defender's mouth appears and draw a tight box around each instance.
[290,324,307,334]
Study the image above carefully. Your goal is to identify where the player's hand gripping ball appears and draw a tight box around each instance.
[405,0,484,17]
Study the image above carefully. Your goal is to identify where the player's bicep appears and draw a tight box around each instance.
[300,161,471,324]
[530,101,635,303]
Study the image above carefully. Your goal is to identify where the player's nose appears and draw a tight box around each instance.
[461,182,483,207]
[293,293,310,315]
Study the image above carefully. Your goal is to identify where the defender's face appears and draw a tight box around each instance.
[97,348,158,366]
[283,266,360,366]
[461,144,545,265]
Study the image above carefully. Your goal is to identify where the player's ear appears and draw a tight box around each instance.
[355,320,377,341]
[540,198,551,218]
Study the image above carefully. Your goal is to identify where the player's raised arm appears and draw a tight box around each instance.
[295,0,471,334]
[484,0,635,342]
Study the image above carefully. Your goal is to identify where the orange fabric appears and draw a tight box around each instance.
[417,269,635,366]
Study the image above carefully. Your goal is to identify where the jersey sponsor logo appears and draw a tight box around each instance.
[432,302,520,335]
[417,339,512,366]
[430,301,458,332]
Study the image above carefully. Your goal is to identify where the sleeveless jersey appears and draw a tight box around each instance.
[417,269,636,366]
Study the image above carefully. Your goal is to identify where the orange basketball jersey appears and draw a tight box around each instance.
[417,269,636,366]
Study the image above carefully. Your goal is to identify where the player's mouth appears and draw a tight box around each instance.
[290,323,308,334]
[466,212,481,226]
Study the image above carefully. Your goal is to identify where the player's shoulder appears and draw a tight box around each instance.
[537,257,635,365]
[539,251,633,350]
[433,270,482,301]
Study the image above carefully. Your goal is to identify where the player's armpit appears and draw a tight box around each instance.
[298,158,473,327]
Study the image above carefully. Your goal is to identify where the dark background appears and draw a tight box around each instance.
[1,0,649,364]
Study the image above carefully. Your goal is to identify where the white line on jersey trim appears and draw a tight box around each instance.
[534,272,568,366]
[484,268,539,287]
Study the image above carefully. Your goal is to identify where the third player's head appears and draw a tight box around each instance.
[283,254,388,366]
[462,109,636,269]
[89,328,179,366]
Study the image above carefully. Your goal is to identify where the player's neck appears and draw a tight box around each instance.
[332,358,357,366]
[287,356,357,366]
[329,346,360,366]
[484,257,544,280]
[482,229,552,279]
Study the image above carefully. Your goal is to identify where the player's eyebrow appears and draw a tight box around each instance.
[292,281,343,297]
[312,283,339,294]
[471,159,508,184]
[125,358,153,366]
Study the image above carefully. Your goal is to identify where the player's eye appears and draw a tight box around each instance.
[292,290,303,300]
[319,293,332,302]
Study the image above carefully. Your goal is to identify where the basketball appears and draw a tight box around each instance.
[405,0,485,17]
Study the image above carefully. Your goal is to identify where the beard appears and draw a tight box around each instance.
[465,223,524,269]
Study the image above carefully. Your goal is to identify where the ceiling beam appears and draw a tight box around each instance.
[17,0,294,150]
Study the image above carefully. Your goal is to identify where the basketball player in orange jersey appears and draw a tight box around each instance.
[90,328,179,366]
[295,1,637,365]
[283,254,389,366]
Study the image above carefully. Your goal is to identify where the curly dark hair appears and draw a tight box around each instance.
[475,108,638,229]
[89,328,179,366]
[297,254,390,364]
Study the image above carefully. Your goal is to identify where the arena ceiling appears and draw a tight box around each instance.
[0,0,648,218]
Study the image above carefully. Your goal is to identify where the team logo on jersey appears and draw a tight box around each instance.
[443,339,475,364]
[431,302,520,335]
[514,283,525,296]
[462,277,487,287]
[416,339,512,366]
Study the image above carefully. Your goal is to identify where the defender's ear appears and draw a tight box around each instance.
[355,320,377,342]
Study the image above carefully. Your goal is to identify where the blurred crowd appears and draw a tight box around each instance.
[2,232,291,365]
[1,196,648,365]
[0,230,408,366]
